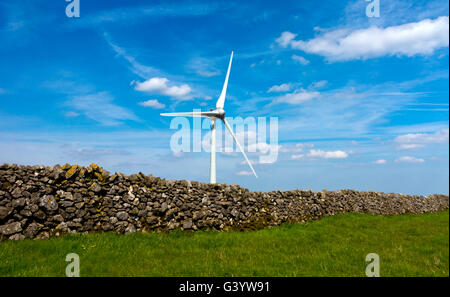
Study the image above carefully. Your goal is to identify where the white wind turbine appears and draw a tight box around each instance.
[160,51,257,183]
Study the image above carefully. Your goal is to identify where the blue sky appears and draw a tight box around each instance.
[0,0,448,195]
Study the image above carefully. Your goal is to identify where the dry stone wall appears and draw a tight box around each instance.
[0,163,448,241]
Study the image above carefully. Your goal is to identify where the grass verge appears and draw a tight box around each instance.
[0,211,448,276]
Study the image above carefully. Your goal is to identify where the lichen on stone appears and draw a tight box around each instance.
[65,165,80,179]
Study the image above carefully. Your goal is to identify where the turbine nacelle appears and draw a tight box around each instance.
[208,108,225,119]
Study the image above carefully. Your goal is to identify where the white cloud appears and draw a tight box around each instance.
[397,144,425,150]
[281,16,449,61]
[139,99,165,109]
[395,128,449,144]
[279,143,314,153]
[275,89,320,105]
[292,149,349,160]
[258,158,277,165]
[374,159,387,164]
[236,170,253,176]
[275,31,297,47]
[396,156,425,163]
[308,149,348,159]
[133,77,192,100]
[268,83,292,93]
[291,54,309,65]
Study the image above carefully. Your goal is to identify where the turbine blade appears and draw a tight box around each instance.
[216,51,233,109]
[222,118,258,178]
[160,111,216,117]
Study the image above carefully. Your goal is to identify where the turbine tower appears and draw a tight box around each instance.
[161,51,257,183]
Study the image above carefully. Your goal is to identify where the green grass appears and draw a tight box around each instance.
[0,211,448,277]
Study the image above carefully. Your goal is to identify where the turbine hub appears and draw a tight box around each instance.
[216,108,225,119]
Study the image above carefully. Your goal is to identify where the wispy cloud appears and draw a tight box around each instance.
[395,128,449,149]
[104,34,162,79]
[310,80,328,89]
[270,73,449,141]
[273,89,321,105]
[292,149,349,160]
[42,78,95,95]
[374,159,387,164]
[279,143,315,153]
[397,144,425,150]
[64,111,79,118]
[291,54,309,65]
[396,156,425,163]
[72,3,226,27]
[236,170,253,176]
[66,91,139,126]
[187,57,221,77]
[72,147,131,161]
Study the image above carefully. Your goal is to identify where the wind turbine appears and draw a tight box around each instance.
[160,51,257,183]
